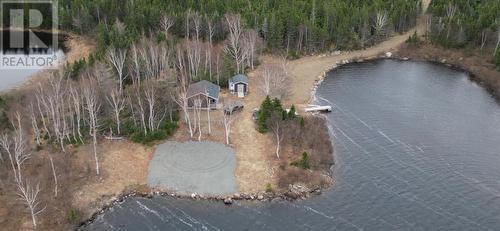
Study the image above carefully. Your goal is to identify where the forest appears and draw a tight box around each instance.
[427,0,500,67]
[59,0,422,55]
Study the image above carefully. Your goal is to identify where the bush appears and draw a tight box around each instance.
[130,121,178,145]
[406,31,420,47]
[265,183,273,192]
[291,152,311,170]
[67,209,81,225]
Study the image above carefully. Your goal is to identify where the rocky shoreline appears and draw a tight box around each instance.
[77,180,331,230]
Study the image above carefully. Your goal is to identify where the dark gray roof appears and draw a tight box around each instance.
[230,74,248,84]
[187,80,220,99]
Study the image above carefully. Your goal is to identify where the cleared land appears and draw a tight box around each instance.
[148,141,237,196]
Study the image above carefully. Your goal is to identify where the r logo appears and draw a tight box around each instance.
[0,1,58,69]
[9,8,48,49]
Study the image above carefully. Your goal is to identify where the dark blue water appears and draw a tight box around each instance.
[84,60,500,230]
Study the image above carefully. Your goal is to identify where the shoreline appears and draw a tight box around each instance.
[77,185,327,229]
[395,43,500,100]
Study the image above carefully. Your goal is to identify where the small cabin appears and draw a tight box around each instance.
[228,74,249,98]
[186,80,220,109]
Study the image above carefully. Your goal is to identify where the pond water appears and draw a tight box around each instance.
[83,60,500,230]
[0,31,65,91]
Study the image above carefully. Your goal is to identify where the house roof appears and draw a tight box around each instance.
[230,74,248,84]
[187,80,220,99]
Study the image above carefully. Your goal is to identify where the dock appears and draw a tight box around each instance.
[305,105,333,113]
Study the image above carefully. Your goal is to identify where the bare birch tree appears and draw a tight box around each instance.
[174,46,194,138]
[106,47,128,93]
[16,180,45,229]
[0,113,32,183]
[81,75,101,175]
[223,111,233,145]
[206,18,216,78]
[160,14,175,36]
[48,155,58,197]
[373,11,388,38]
[69,85,84,143]
[242,29,260,70]
[29,103,41,146]
[495,26,500,55]
[106,87,125,135]
[224,14,245,73]
[258,63,290,100]
[268,113,283,159]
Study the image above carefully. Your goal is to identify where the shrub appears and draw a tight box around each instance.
[291,152,311,170]
[406,31,420,46]
[265,183,273,192]
[67,209,81,224]
[130,121,178,145]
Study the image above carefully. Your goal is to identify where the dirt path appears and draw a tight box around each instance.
[232,0,431,192]
[232,68,276,192]
[288,0,431,106]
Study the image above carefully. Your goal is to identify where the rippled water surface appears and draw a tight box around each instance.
[85,60,500,230]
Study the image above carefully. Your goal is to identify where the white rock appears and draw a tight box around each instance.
[385,52,392,58]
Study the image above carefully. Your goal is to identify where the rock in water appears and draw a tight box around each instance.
[224,197,233,205]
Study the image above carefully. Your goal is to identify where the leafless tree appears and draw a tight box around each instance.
[495,26,500,55]
[48,155,58,197]
[174,48,194,138]
[224,14,245,73]
[36,73,67,152]
[130,44,142,85]
[445,3,457,39]
[373,11,388,37]
[81,75,101,175]
[160,14,175,36]
[258,63,290,100]
[268,113,283,159]
[0,112,31,183]
[191,11,202,42]
[143,80,169,132]
[106,87,125,135]
[222,111,233,145]
[242,29,261,70]
[16,180,45,229]
[137,38,171,80]
[69,85,84,143]
[29,103,41,146]
[206,18,216,78]
[106,47,128,93]
[185,9,192,39]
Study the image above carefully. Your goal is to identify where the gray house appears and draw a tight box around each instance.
[228,74,248,98]
[187,80,220,109]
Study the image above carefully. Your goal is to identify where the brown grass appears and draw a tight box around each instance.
[0,140,154,231]
[276,116,334,190]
